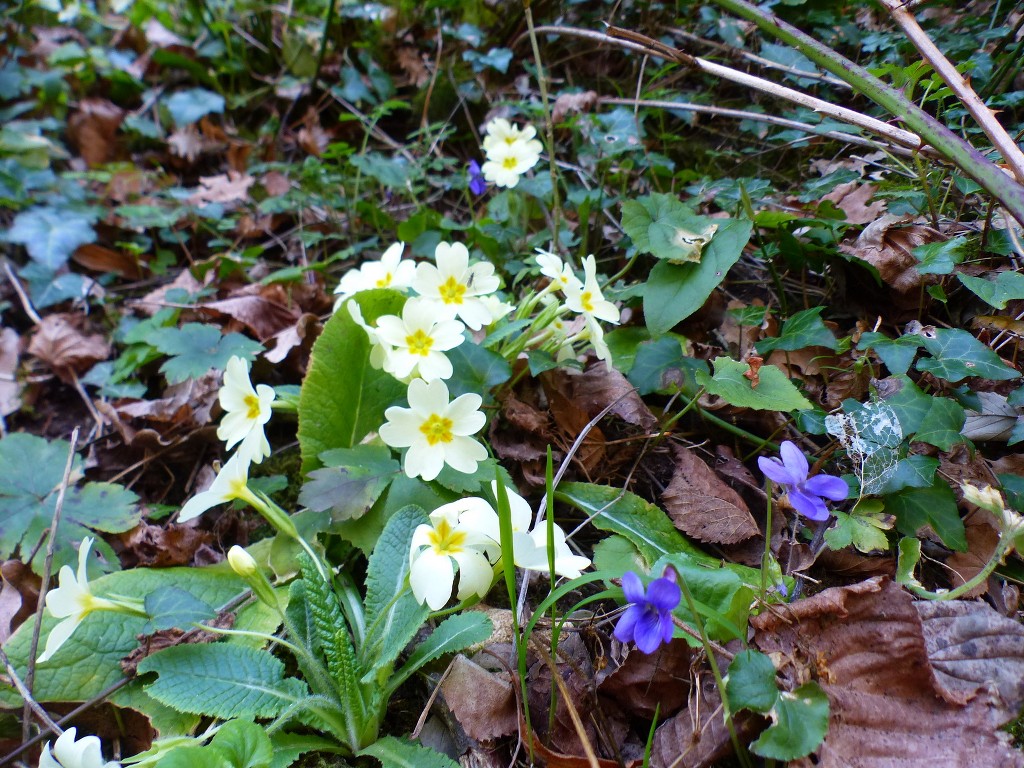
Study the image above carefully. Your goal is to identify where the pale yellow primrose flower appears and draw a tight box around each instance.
[39,727,120,768]
[217,356,275,465]
[379,378,487,481]
[535,250,583,294]
[480,140,541,189]
[332,242,416,309]
[563,255,620,325]
[347,301,391,369]
[38,538,138,664]
[409,499,500,610]
[178,452,262,522]
[374,297,466,381]
[413,242,501,331]
[481,118,537,154]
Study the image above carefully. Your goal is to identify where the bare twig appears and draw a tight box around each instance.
[23,427,80,742]
[1,261,43,326]
[0,644,64,737]
[878,0,1024,183]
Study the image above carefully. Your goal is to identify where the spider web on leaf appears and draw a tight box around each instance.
[824,400,902,496]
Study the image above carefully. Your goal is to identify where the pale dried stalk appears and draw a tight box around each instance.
[529,25,930,155]
[878,0,1024,183]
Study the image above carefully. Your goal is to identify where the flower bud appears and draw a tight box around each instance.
[227,546,279,611]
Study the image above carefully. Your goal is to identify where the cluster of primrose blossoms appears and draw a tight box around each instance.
[479,118,543,189]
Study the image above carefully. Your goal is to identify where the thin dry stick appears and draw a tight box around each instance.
[530,638,602,768]
[527,25,931,156]
[0,645,63,737]
[1,261,43,326]
[878,0,1024,182]
[23,427,80,742]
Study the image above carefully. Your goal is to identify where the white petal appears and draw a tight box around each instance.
[410,550,454,610]
[178,488,224,522]
[452,549,495,600]
[45,565,88,618]
[379,407,421,448]
[404,442,444,481]
[37,615,81,663]
[442,436,487,474]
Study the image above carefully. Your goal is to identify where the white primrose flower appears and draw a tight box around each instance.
[584,315,614,369]
[178,452,262,522]
[348,301,392,370]
[38,538,138,664]
[333,242,416,309]
[535,250,583,294]
[480,294,516,324]
[563,255,620,325]
[373,298,466,381]
[39,727,120,768]
[516,523,592,579]
[409,499,501,610]
[413,241,501,331]
[217,356,275,464]
[379,378,487,481]
[481,117,538,154]
[481,140,541,189]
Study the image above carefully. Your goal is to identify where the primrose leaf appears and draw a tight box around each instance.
[958,271,1024,310]
[140,644,308,719]
[756,307,839,354]
[297,290,407,472]
[750,682,830,760]
[916,328,1020,383]
[727,649,779,714]
[165,88,225,127]
[143,586,216,632]
[885,481,966,551]
[642,218,752,335]
[299,445,400,522]
[359,735,460,768]
[0,433,140,574]
[697,356,814,411]
[147,323,262,384]
[7,206,96,269]
[389,612,493,695]
[209,719,274,768]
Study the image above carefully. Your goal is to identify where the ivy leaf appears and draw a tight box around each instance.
[756,307,839,354]
[750,682,830,760]
[139,644,308,719]
[858,332,922,376]
[642,219,752,335]
[726,649,779,713]
[882,376,965,450]
[885,481,966,551]
[298,446,400,522]
[0,433,140,574]
[958,271,1024,310]
[916,328,1020,383]
[7,206,96,270]
[165,88,225,127]
[697,356,814,411]
[146,323,262,384]
[875,455,939,495]
[912,236,968,275]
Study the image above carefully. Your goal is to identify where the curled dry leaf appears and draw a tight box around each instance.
[187,171,254,206]
[0,327,21,417]
[28,313,110,384]
[751,577,1024,768]
[945,510,1000,598]
[72,243,146,280]
[118,523,213,568]
[822,181,887,225]
[120,612,235,676]
[840,215,945,293]
[199,285,301,341]
[552,90,598,123]
[440,654,518,742]
[67,98,125,167]
[598,638,693,719]
[661,445,759,545]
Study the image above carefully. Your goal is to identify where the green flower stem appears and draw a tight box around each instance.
[707,0,1024,225]
[761,479,773,604]
[201,625,309,660]
[905,534,1017,601]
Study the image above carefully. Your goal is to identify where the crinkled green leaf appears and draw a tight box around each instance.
[882,376,965,450]
[445,339,512,401]
[298,290,407,472]
[146,323,262,384]
[750,682,829,760]
[299,446,400,522]
[727,649,779,713]
[165,88,225,127]
[885,481,966,551]
[143,586,216,632]
[697,356,814,411]
[0,433,140,573]
[7,206,96,269]
[139,644,308,719]
[756,307,839,354]
[210,718,274,768]
[916,328,1020,383]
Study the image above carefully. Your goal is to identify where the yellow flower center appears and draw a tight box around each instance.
[244,394,262,420]
[419,413,454,445]
[502,156,519,170]
[438,276,467,305]
[580,291,595,313]
[375,272,392,287]
[406,329,434,357]
[427,517,467,555]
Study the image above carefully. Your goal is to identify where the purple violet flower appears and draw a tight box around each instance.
[467,160,487,195]
[757,440,848,522]
[613,570,681,654]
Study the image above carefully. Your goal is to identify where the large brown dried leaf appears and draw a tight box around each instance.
[916,599,1024,715]
[118,523,213,568]
[945,511,1000,598]
[822,181,887,225]
[67,98,124,167]
[840,215,944,293]
[199,290,300,342]
[571,364,658,432]
[597,639,693,718]
[187,171,254,206]
[661,446,758,545]
[72,243,145,280]
[28,313,110,383]
[752,577,1024,768]
[0,327,21,417]
[440,654,518,741]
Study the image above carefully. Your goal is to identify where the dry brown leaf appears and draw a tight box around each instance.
[261,171,292,197]
[598,639,692,719]
[199,290,300,342]
[822,181,887,225]
[661,446,759,545]
[28,313,110,383]
[120,612,235,676]
[72,243,145,280]
[440,654,518,741]
[839,215,945,292]
[572,364,658,432]
[167,126,208,162]
[132,268,206,315]
[552,90,598,123]
[118,523,213,568]
[67,98,124,167]
[752,577,1024,768]
[916,599,1024,715]
[187,171,254,206]
[946,511,1000,598]
[265,312,320,365]
[0,560,40,643]
[395,45,430,87]
[0,327,21,417]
